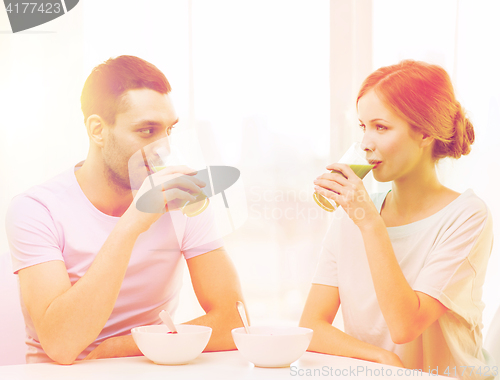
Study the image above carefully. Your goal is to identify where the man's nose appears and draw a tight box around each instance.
[153,135,171,149]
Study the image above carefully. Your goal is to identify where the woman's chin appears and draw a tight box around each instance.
[372,171,391,183]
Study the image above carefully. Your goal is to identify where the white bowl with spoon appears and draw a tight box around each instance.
[232,301,313,367]
[131,310,211,365]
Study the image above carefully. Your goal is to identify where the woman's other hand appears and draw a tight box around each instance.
[376,350,405,368]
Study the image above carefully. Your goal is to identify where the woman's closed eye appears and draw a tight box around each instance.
[359,123,387,132]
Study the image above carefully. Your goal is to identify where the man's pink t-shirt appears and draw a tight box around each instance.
[6,164,223,363]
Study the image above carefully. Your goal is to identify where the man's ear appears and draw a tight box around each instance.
[86,115,106,147]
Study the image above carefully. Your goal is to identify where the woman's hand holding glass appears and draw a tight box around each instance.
[314,164,378,227]
[313,142,380,228]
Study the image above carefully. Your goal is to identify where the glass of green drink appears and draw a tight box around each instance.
[313,142,374,212]
[142,138,210,217]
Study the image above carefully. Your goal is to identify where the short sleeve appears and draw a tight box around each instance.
[311,210,349,287]
[312,193,387,287]
[5,194,64,274]
[412,201,493,327]
[312,245,339,287]
[180,203,224,260]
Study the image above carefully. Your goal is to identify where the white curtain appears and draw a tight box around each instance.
[187,0,331,323]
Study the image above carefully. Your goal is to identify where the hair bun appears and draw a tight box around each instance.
[450,104,475,158]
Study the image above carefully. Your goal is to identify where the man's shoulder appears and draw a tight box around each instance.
[11,166,78,210]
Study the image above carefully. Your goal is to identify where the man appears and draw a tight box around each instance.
[6,55,245,364]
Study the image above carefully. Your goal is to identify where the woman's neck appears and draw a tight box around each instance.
[384,164,451,224]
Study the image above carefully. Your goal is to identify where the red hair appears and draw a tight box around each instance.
[357,60,474,160]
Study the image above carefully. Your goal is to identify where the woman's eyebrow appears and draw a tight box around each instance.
[358,118,389,123]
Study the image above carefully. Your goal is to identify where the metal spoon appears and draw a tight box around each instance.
[236,301,250,334]
[159,310,178,334]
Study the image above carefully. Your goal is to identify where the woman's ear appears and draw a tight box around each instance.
[86,115,105,147]
[420,133,434,148]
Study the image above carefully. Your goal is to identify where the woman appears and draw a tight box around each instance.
[300,60,496,379]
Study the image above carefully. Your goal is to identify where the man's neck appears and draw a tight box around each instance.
[74,159,133,217]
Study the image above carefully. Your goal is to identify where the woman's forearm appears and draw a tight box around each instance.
[358,219,421,343]
[303,319,398,365]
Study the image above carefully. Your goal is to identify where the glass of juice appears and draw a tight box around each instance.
[142,138,209,217]
[313,142,374,212]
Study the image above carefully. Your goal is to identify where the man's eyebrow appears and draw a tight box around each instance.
[132,120,163,127]
[132,118,179,128]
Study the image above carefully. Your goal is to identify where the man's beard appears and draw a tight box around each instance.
[103,162,132,192]
[102,132,133,192]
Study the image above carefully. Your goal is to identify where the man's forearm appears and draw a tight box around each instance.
[184,308,243,351]
[84,307,244,360]
[83,335,142,361]
[38,217,142,364]
[183,248,246,351]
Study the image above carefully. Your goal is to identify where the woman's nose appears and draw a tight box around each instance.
[360,137,375,154]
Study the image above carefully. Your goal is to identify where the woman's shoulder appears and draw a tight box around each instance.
[431,189,492,239]
[369,188,489,218]
[368,188,490,231]
[451,189,489,220]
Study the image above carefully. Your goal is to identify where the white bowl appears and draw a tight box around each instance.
[231,326,313,367]
[132,324,212,365]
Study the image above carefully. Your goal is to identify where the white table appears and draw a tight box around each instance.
[0,351,453,380]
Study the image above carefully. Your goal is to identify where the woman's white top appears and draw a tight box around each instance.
[313,189,495,379]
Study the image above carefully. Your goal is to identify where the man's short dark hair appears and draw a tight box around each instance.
[80,55,172,125]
